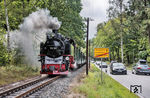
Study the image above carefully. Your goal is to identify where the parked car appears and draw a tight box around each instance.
[96,61,102,65]
[99,62,108,68]
[110,63,127,75]
[132,59,150,75]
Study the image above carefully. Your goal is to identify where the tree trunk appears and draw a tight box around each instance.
[126,52,130,64]
[148,25,150,45]
[4,0,10,51]
[112,49,115,60]
[117,47,120,62]
[22,0,25,17]
[120,0,124,63]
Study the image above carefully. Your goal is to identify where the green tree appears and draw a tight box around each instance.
[0,0,85,65]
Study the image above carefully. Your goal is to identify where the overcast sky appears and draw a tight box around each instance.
[80,0,109,39]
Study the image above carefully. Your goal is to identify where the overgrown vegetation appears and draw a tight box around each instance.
[0,65,39,86]
[92,0,150,64]
[73,64,138,98]
[0,0,85,66]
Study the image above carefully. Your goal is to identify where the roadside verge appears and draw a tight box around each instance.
[67,63,138,98]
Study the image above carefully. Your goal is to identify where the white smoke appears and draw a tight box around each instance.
[10,9,61,65]
[19,9,61,32]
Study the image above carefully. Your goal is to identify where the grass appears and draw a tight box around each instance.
[126,65,133,70]
[73,63,139,98]
[0,65,40,86]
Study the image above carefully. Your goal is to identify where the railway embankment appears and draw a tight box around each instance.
[0,65,39,87]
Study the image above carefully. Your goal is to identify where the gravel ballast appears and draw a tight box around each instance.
[29,65,86,98]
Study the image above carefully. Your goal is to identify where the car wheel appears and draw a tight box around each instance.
[135,71,138,75]
[132,70,134,74]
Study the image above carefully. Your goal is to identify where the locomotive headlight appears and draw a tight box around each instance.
[66,57,69,60]
[51,33,55,37]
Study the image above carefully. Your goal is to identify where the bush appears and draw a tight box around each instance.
[138,51,148,60]
[0,38,10,66]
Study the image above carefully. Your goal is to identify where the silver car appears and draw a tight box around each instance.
[99,62,108,68]
[132,60,150,75]
[110,63,127,75]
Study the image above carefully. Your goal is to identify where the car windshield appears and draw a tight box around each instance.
[97,61,101,63]
[102,62,107,65]
[140,61,147,65]
[113,63,124,67]
[111,61,117,63]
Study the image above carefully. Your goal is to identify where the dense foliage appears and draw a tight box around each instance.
[93,0,150,64]
[0,0,85,66]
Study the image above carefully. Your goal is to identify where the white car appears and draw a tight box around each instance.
[99,62,108,68]
[96,61,102,65]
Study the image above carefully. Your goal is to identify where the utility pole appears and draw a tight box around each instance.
[86,17,89,75]
[4,0,10,51]
[89,40,90,69]
[120,0,123,63]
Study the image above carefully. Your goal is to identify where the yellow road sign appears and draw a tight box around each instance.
[94,48,109,58]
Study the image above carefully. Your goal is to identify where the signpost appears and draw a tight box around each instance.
[94,48,109,58]
[94,48,109,83]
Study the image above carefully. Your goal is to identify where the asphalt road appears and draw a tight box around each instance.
[95,63,150,98]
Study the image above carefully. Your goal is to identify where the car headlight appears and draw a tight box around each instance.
[113,68,116,70]
[124,67,126,70]
[66,57,69,60]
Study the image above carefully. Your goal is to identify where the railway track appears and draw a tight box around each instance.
[0,76,60,98]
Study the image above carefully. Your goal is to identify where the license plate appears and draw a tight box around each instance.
[118,70,122,72]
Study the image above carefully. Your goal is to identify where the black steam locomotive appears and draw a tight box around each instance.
[39,30,85,75]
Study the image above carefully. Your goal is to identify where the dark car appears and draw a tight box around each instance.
[110,61,117,67]
[110,63,127,75]
[132,60,150,75]
[99,62,108,68]
[110,61,117,69]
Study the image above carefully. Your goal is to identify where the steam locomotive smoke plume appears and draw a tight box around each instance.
[10,9,61,65]
[19,9,61,32]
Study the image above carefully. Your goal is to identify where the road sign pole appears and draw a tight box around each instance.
[101,58,103,83]
[94,48,109,83]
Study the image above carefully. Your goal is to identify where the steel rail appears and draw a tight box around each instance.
[15,76,61,98]
[0,76,47,97]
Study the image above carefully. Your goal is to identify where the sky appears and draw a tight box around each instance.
[80,0,109,39]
